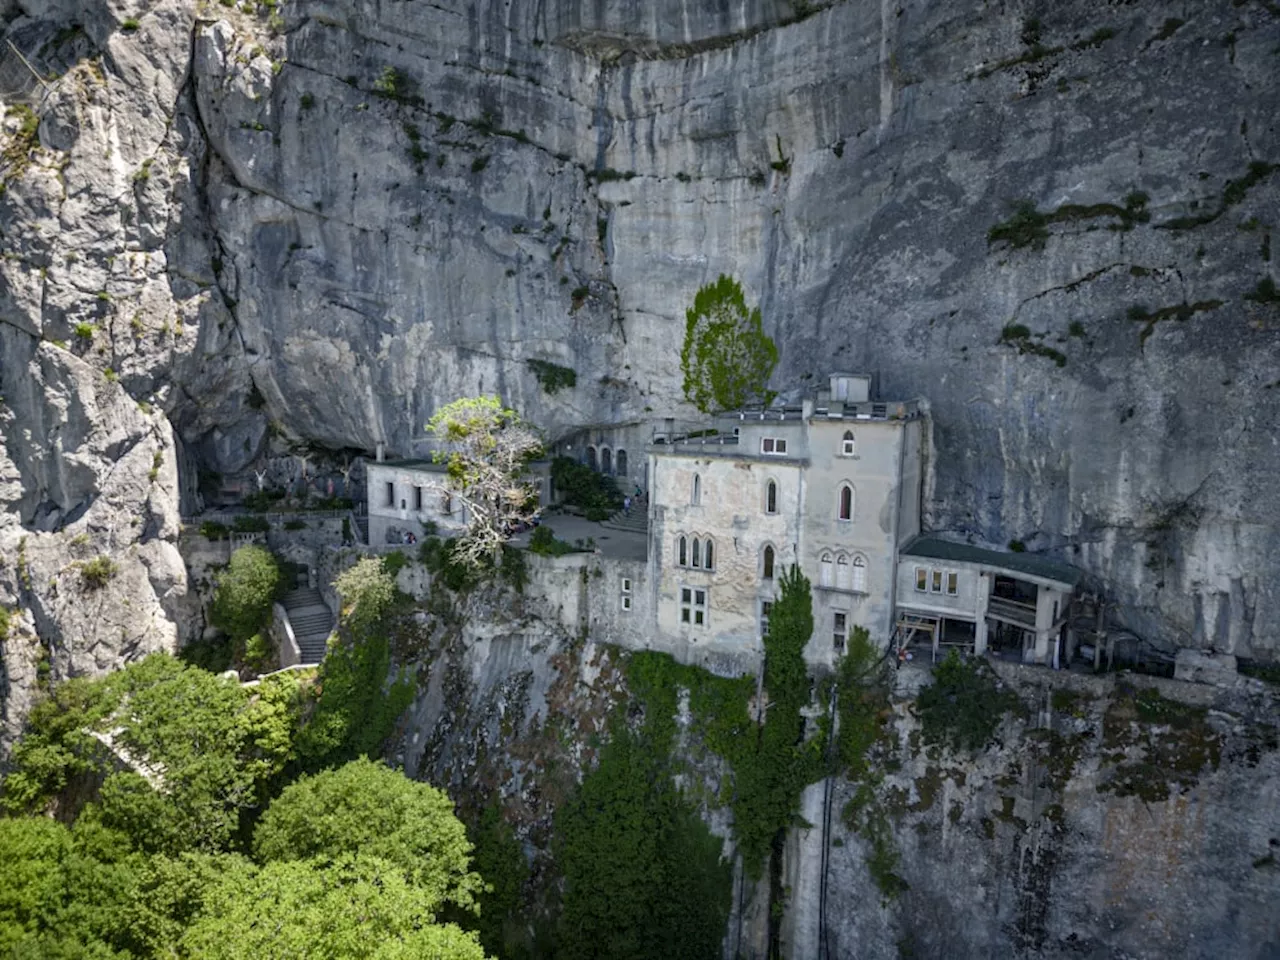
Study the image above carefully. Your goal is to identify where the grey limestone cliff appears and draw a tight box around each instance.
[1,0,1278,742]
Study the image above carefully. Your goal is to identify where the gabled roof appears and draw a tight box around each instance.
[901,535,1082,587]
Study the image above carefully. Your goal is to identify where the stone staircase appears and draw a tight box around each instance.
[602,509,648,535]
[351,512,369,545]
[282,586,333,664]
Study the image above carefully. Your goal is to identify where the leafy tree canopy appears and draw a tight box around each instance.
[425,395,543,568]
[254,758,484,913]
[210,545,281,645]
[680,275,778,414]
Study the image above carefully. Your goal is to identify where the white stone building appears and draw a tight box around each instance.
[643,374,927,671]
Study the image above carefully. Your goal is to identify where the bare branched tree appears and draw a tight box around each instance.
[425,395,542,568]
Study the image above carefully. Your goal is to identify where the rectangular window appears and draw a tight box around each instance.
[680,588,707,627]
[833,612,847,650]
[385,481,394,507]
[946,572,958,596]
[760,600,773,637]
[621,577,633,612]
[931,570,943,593]
[760,437,788,455]
[413,486,423,511]
[915,567,927,592]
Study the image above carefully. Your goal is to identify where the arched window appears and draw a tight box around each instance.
[842,430,855,457]
[836,554,850,590]
[678,535,687,567]
[765,480,777,515]
[762,545,775,580]
[692,474,701,505]
[691,537,702,568]
[838,484,854,521]
[587,446,598,471]
[601,447,613,475]
[704,538,714,570]
[852,555,867,593]
[820,553,833,588]
[616,449,628,479]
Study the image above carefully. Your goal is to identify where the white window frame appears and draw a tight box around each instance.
[946,571,958,596]
[621,577,633,612]
[833,611,847,649]
[761,437,788,455]
[852,555,867,593]
[691,537,702,569]
[681,586,708,627]
[841,430,855,457]
[930,569,943,594]
[914,566,927,592]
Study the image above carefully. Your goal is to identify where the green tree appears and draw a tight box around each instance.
[555,725,732,960]
[294,561,414,768]
[917,650,1020,752]
[181,855,486,960]
[254,758,484,913]
[425,395,543,568]
[210,545,281,668]
[2,655,298,853]
[680,275,778,413]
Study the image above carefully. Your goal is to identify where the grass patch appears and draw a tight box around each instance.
[526,526,575,557]
[80,555,119,590]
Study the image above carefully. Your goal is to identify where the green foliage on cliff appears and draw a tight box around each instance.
[527,358,577,394]
[210,545,280,648]
[917,651,1020,752]
[555,702,732,959]
[679,274,778,413]
[550,456,622,513]
[295,559,414,769]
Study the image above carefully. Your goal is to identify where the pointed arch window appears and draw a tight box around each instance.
[762,545,775,580]
[587,446,598,471]
[836,554,850,590]
[838,484,854,522]
[842,430,855,457]
[691,537,702,569]
[703,538,714,570]
[616,449,628,479]
[820,553,834,588]
[678,535,687,567]
[765,480,778,515]
[692,474,701,506]
[601,447,613,475]
[852,555,867,593]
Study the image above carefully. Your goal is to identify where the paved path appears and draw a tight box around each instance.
[511,512,649,562]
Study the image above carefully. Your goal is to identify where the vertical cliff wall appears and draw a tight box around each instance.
[2,1,1277,744]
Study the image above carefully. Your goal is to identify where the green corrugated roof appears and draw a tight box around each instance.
[378,458,446,470]
[901,535,1082,586]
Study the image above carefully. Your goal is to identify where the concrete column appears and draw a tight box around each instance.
[375,441,385,462]
[974,573,991,655]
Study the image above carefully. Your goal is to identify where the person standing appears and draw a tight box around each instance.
[623,495,631,518]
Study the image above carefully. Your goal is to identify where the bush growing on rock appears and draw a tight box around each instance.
[210,545,281,649]
[79,555,118,590]
[916,651,1021,752]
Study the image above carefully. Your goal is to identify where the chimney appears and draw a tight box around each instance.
[375,442,385,463]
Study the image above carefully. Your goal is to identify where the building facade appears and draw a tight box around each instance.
[645,374,927,670]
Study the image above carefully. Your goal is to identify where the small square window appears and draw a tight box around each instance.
[681,587,692,604]
[681,607,690,623]
[946,572,958,596]
[621,596,633,612]
[762,437,775,453]
[915,567,927,592]
[621,577,632,594]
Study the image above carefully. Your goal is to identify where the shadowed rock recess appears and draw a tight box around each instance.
[0,0,1277,944]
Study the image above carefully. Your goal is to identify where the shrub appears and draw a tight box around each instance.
[527,526,574,556]
[210,545,281,644]
[232,515,270,533]
[0,606,11,639]
[916,651,1020,752]
[550,457,622,512]
[419,536,483,592]
[200,521,229,540]
[121,17,140,30]
[283,519,306,530]
[526,358,577,394]
[80,555,118,589]
[74,322,94,340]
[382,550,409,579]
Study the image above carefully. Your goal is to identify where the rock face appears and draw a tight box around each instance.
[1,1,1278,741]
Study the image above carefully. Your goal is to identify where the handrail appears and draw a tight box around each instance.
[272,602,304,668]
